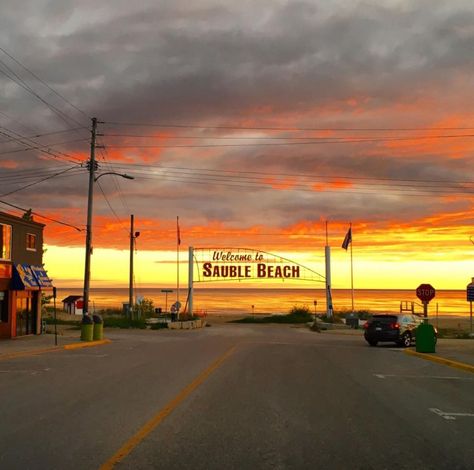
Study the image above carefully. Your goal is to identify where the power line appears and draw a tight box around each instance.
[0,59,87,130]
[0,137,89,156]
[0,47,90,121]
[101,132,474,149]
[102,132,474,143]
[118,170,474,198]
[102,121,474,132]
[109,162,474,188]
[0,165,75,179]
[0,126,83,164]
[0,199,83,231]
[0,127,86,144]
[0,165,80,197]
[96,180,129,234]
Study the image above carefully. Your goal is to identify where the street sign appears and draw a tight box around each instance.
[467,279,474,302]
[416,284,436,303]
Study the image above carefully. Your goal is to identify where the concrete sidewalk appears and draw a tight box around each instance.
[0,327,108,359]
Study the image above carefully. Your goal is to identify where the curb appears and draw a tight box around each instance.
[405,349,474,374]
[64,339,111,350]
[0,338,112,361]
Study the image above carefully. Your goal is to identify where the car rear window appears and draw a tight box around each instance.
[371,315,398,323]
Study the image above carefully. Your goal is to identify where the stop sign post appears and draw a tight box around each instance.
[416,284,436,317]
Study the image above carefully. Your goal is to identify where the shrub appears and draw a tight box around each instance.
[289,305,312,316]
[132,298,155,319]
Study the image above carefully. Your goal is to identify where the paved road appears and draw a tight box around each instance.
[1,324,473,469]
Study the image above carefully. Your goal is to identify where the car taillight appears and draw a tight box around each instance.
[363,322,369,329]
[389,322,400,329]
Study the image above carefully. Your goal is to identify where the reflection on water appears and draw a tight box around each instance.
[56,287,470,317]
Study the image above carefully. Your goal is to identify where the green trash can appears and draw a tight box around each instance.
[93,314,104,341]
[81,315,94,342]
[416,322,436,353]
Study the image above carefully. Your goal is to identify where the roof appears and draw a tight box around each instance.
[62,295,82,303]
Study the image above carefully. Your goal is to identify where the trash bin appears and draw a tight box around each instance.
[81,315,94,341]
[416,322,436,353]
[93,314,104,341]
[346,314,359,329]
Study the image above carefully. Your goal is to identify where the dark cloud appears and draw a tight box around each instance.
[1,0,473,244]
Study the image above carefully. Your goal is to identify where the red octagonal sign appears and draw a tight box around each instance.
[416,283,436,303]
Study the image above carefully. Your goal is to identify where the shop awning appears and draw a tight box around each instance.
[11,264,53,290]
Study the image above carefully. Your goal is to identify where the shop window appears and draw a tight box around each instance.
[16,295,36,335]
[0,291,7,323]
[0,224,12,260]
[26,233,37,251]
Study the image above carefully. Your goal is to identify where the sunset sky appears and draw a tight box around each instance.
[1,0,473,291]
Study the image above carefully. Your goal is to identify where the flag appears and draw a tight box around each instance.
[177,216,181,245]
[342,227,352,250]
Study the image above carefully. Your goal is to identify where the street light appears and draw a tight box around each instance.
[82,163,134,316]
[95,172,134,182]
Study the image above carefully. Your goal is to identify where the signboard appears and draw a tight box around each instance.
[0,263,12,278]
[201,250,301,280]
[416,283,436,303]
[14,264,38,289]
[30,265,53,288]
[12,264,54,290]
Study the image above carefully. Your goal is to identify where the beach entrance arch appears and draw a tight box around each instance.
[186,247,325,315]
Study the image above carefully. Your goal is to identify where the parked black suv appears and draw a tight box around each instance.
[364,314,424,347]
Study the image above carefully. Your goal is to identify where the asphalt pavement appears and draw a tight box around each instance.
[0,324,473,469]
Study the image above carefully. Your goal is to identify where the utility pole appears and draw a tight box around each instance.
[82,117,98,317]
[128,215,140,318]
[129,214,134,319]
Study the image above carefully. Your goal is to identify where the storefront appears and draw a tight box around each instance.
[0,263,53,339]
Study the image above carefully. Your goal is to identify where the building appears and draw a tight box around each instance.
[62,295,83,315]
[0,211,53,339]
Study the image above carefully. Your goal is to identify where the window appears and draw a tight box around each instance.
[26,233,37,251]
[0,224,12,260]
[0,291,7,323]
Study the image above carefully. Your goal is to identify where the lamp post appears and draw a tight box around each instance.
[82,121,134,317]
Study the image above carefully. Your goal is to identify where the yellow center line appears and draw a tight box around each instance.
[99,345,237,470]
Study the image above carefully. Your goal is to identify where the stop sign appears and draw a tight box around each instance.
[416,284,436,303]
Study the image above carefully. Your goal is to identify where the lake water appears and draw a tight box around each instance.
[56,287,471,317]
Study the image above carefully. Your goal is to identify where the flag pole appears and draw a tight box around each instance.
[350,222,354,313]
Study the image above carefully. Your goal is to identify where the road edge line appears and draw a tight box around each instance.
[63,339,112,350]
[0,346,61,361]
[99,344,237,470]
[405,349,474,374]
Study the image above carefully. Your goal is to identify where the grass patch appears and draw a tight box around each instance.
[232,306,314,324]
[437,328,474,339]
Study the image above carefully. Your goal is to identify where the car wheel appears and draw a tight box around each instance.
[367,340,378,347]
[399,332,411,348]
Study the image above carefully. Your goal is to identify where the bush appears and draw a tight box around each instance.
[150,322,168,330]
[232,306,313,324]
[132,298,155,319]
[289,305,312,316]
